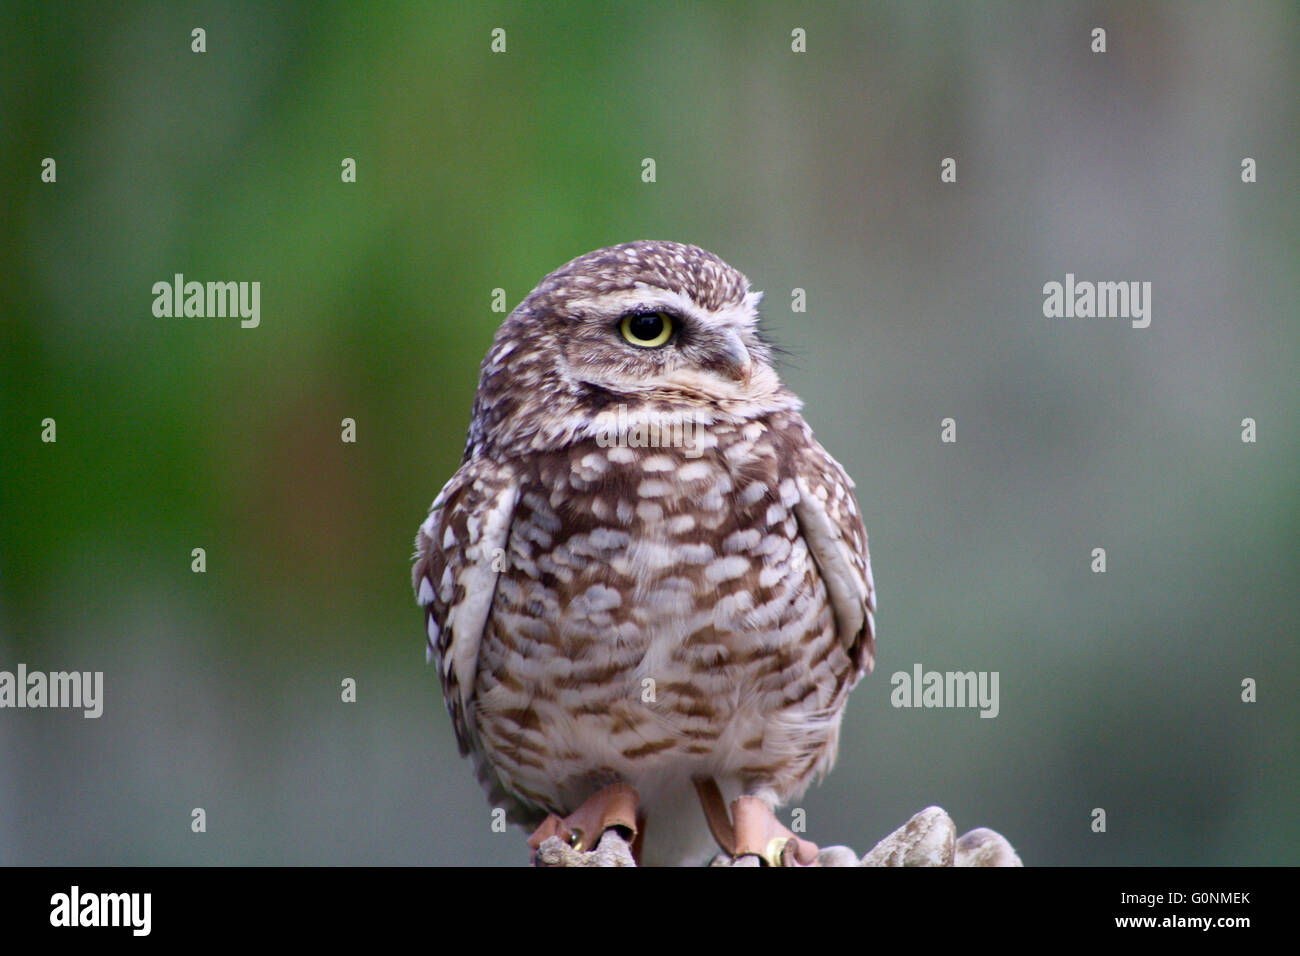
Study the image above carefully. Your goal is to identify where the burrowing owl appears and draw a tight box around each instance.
[413,241,875,866]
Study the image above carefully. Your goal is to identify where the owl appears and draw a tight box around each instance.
[413,240,875,866]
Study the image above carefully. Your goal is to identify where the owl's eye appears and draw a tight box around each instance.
[619,311,674,348]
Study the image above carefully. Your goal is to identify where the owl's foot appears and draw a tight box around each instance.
[731,796,820,866]
[695,778,820,867]
[527,783,640,862]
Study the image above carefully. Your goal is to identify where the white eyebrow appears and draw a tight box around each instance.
[567,286,759,328]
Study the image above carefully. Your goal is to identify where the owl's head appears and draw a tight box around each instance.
[468,241,796,455]
[516,240,783,397]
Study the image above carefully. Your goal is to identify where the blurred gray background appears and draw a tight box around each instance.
[1,1,1296,865]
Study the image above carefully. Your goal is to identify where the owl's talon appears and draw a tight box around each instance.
[526,814,568,857]
[731,796,820,867]
[527,783,640,863]
[695,780,819,867]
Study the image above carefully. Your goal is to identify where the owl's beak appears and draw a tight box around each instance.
[718,328,753,386]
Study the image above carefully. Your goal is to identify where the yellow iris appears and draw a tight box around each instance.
[619,312,674,348]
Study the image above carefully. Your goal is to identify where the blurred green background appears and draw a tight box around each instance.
[1,1,1297,865]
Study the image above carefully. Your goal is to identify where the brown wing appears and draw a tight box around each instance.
[791,433,877,679]
[413,456,519,755]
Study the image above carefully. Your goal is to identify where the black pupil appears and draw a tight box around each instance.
[629,313,665,341]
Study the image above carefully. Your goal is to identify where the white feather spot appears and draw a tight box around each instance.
[714,590,755,622]
[723,528,761,552]
[704,555,749,583]
[668,514,696,534]
[677,461,711,482]
[723,440,754,463]
[692,430,719,451]
[575,584,622,614]
[779,478,799,508]
[677,543,716,564]
[739,481,767,506]
[588,527,631,551]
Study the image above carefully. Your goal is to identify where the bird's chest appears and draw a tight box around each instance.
[476,426,817,700]
[467,424,847,817]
